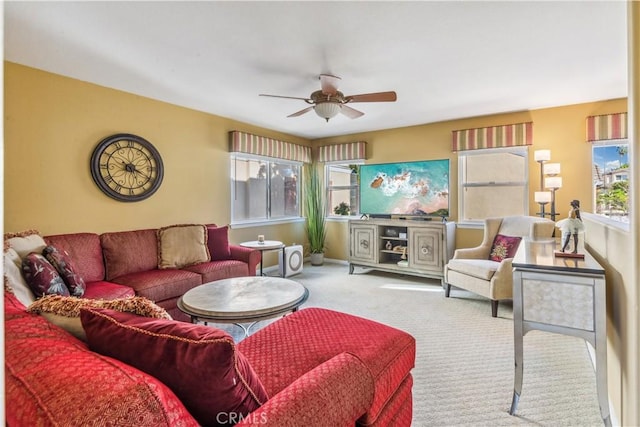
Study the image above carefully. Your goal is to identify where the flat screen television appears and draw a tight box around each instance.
[359,159,449,218]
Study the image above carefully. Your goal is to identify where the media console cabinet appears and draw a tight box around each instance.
[348,218,455,283]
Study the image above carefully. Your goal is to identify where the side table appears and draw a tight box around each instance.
[509,238,610,427]
[240,240,285,276]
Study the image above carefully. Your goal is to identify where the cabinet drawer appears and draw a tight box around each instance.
[522,276,594,331]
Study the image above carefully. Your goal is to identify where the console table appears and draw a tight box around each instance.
[509,238,610,427]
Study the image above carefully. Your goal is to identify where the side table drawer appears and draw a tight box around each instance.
[521,273,594,331]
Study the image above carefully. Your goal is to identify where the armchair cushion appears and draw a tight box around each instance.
[488,234,522,262]
[446,259,499,281]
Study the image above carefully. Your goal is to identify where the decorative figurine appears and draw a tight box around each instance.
[556,199,585,254]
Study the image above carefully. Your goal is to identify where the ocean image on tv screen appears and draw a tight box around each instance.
[360,159,449,217]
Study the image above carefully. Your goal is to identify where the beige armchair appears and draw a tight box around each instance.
[444,216,555,317]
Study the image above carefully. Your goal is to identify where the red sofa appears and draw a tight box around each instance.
[4,291,416,426]
[43,225,260,321]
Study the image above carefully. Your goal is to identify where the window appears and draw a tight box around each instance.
[231,154,301,224]
[458,147,528,222]
[325,162,361,217]
[592,140,628,223]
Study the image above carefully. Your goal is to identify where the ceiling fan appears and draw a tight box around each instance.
[259,74,397,122]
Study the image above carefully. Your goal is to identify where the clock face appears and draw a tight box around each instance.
[90,133,164,202]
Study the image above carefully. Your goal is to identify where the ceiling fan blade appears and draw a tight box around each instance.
[259,94,312,102]
[319,74,341,95]
[340,105,365,119]
[345,91,397,103]
[287,106,314,117]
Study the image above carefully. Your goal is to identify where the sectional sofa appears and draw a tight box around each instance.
[6,224,260,321]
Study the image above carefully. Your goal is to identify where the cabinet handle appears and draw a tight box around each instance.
[421,245,432,255]
[360,239,369,249]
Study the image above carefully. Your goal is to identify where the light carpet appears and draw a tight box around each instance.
[227,262,604,426]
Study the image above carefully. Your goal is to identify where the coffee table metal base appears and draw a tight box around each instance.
[177,276,309,338]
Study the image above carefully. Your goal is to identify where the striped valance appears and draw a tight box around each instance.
[318,141,367,162]
[452,122,533,152]
[586,113,627,142]
[229,131,312,163]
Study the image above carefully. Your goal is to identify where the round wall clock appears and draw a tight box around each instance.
[90,133,164,202]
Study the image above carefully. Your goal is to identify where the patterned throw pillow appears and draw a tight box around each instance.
[489,234,522,262]
[80,308,269,426]
[43,245,86,297]
[21,253,70,297]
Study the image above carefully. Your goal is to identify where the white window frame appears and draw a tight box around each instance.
[591,139,629,227]
[324,160,364,220]
[458,146,529,226]
[230,153,303,227]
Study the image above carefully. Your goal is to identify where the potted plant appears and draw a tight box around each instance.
[304,164,326,266]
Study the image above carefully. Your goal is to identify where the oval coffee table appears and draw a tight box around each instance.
[177,276,309,337]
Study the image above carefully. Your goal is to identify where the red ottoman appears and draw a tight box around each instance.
[238,308,416,426]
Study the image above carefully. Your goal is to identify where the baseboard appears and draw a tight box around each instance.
[259,257,348,275]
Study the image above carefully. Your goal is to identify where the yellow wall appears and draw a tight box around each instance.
[3,62,310,249]
[316,99,627,260]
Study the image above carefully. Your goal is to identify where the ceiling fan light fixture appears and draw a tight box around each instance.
[314,102,341,122]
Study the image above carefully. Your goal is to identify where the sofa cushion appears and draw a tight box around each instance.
[445,258,499,280]
[100,229,159,281]
[22,253,70,297]
[238,307,415,426]
[83,280,136,299]
[489,234,522,262]
[207,225,232,261]
[4,247,36,306]
[45,233,105,283]
[5,306,198,427]
[109,268,202,303]
[81,308,269,427]
[157,224,210,269]
[43,245,86,297]
[27,294,172,341]
[182,259,249,283]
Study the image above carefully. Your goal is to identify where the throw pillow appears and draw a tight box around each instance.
[22,253,70,297]
[207,225,232,261]
[80,308,269,427]
[157,224,210,269]
[27,295,172,341]
[489,234,522,262]
[42,245,86,297]
[3,247,36,306]
[4,230,47,261]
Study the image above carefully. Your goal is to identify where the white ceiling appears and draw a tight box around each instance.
[3,1,628,140]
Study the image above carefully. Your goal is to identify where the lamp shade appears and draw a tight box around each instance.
[314,102,341,121]
[535,191,552,203]
[534,150,551,162]
[543,163,561,175]
[545,176,563,189]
